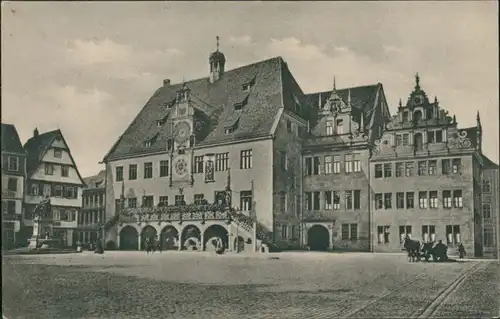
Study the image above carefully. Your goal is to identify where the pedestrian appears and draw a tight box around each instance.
[458,243,466,259]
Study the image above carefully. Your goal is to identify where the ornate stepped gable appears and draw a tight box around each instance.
[303,81,386,146]
[372,73,482,157]
[103,56,306,162]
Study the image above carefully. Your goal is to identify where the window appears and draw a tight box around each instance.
[54,149,62,158]
[417,161,427,176]
[281,225,288,240]
[53,185,62,197]
[324,156,332,174]
[414,133,423,151]
[324,191,332,209]
[341,224,349,240]
[291,225,297,240]
[345,190,353,209]
[354,190,361,209]
[446,225,461,246]
[406,192,415,209]
[483,204,491,219]
[31,183,39,196]
[396,162,404,177]
[350,224,358,240]
[313,192,320,210]
[286,120,292,133]
[7,156,19,171]
[240,191,253,211]
[61,166,69,177]
[7,178,17,192]
[443,191,452,208]
[375,164,383,178]
[280,151,288,171]
[240,150,252,169]
[160,160,169,177]
[395,134,402,146]
[279,192,287,213]
[452,159,461,174]
[405,162,414,177]
[418,191,428,209]
[144,162,153,179]
[442,159,450,175]
[427,131,435,143]
[129,164,137,180]
[484,228,494,247]
[333,156,341,174]
[345,154,353,173]
[399,225,412,243]
[142,196,154,208]
[435,130,443,143]
[313,157,320,175]
[192,194,204,205]
[65,187,76,199]
[382,163,392,178]
[305,158,312,176]
[396,192,405,209]
[175,195,185,206]
[429,191,438,208]
[305,192,312,210]
[422,225,436,243]
[45,163,54,175]
[326,120,334,136]
[116,166,124,181]
[215,153,229,171]
[402,134,409,146]
[377,226,390,244]
[353,157,361,172]
[333,191,340,210]
[402,111,409,122]
[128,198,137,208]
[482,180,491,193]
[159,196,169,207]
[384,193,392,209]
[336,119,343,134]
[428,160,437,175]
[375,193,383,209]
[43,184,51,197]
[453,190,463,208]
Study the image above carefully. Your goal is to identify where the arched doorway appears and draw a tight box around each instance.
[160,225,179,250]
[119,226,139,250]
[307,225,330,251]
[141,225,157,251]
[181,225,201,251]
[414,133,424,151]
[203,224,228,252]
[234,236,245,253]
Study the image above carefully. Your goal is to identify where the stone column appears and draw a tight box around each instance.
[138,234,142,251]
[200,230,204,252]
[67,229,73,247]
[228,224,233,252]
[329,226,334,250]
[253,222,257,253]
[178,225,183,251]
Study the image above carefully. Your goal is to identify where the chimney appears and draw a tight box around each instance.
[33,127,39,138]
[163,79,171,86]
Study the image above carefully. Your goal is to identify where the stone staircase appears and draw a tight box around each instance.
[228,211,281,252]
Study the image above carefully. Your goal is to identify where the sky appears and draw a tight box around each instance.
[2,1,498,177]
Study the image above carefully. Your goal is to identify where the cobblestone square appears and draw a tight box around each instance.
[2,251,499,319]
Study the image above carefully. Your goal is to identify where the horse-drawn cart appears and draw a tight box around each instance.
[403,236,449,262]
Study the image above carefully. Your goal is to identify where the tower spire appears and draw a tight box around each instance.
[347,89,351,107]
[216,35,220,51]
[415,72,420,90]
[333,76,337,91]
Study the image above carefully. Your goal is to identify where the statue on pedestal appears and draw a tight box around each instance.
[28,196,52,249]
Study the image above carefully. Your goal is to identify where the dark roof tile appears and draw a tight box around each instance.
[1,123,25,154]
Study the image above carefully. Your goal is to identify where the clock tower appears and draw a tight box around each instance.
[169,82,195,186]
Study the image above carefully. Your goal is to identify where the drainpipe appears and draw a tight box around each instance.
[368,148,373,253]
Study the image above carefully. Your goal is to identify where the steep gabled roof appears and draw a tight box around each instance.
[103,57,290,162]
[1,123,26,154]
[83,169,106,188]
[482,154,499,169]
[23,129,85,185]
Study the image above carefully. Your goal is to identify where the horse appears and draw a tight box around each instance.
[403,236,421,262]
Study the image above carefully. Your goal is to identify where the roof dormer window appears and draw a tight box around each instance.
[234,96,249,110]
[242,78,255,92]
[224,119,239,135]
[144,133,159,148]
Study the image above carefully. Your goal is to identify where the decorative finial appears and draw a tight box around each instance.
[216,36,220,51]
[434,96,438,104]
[318,93,322,107]
[452,115,456,124]
[333,76,336,91]
[476,111,480,121]
[398,98,402,107]
[415,73,420,89]
[347,89,351,107]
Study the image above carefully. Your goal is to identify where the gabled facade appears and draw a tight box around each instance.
[1,123,27,248]
[298,81,391,251]
[23,128,85,247]
[369,75,487,256]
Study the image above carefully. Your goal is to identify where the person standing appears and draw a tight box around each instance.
[458,243,466,259]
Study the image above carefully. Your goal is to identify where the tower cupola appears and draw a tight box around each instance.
[209,36,226,83]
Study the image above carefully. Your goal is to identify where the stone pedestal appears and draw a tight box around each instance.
[28,219,41,248]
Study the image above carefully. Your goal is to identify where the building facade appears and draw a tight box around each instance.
[23,128,85,247]
[1,123,27,249]
[100,39,498,257]
[79,170,106,247]
[481,155,499,258]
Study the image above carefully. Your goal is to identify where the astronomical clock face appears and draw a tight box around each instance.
[174,121,191,144]
[174,156,189,177]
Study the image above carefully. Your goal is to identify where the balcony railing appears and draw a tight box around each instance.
[2,213,21,221]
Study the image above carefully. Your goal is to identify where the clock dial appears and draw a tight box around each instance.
[174,121,190,144]
[174,157,189,177]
